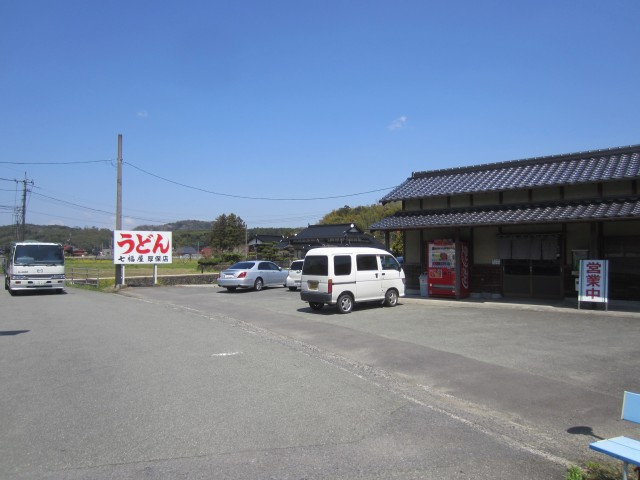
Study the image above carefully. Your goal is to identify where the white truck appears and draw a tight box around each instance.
[3,241,66,295]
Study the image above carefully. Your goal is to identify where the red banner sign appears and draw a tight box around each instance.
[113,230,173,265]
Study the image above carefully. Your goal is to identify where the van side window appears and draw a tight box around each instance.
[356,254,378,271]
[380,255,400,271]
[302,256,328,276]
[334,255,352,276]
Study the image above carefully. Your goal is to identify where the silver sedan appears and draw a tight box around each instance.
[217,261,288,292]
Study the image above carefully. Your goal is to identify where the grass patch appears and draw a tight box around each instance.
[68,278,115,291]
[566,462,623,480]
[65,257,218,291]
[65,257,205,277]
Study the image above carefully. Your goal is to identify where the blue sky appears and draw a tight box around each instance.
[1,1,639,230]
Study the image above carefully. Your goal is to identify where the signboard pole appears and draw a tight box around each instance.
[455,240,461,300]
[115,134,124,287]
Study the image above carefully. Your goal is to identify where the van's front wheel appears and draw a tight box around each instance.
[384,289,399,307]
[337,293,353,314]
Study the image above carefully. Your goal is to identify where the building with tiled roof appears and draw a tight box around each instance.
[371,144,640,300]
[247,234,285,248]
[287,223,386,257]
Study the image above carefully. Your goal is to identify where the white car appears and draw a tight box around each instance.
[217,261,288,292]
[285,260,304,291]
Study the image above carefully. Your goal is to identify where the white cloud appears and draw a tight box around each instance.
[137,110,149,119]
[388,115,407,131]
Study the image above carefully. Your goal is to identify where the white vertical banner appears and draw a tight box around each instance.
[578,259,609,310]
[114,231,173,265]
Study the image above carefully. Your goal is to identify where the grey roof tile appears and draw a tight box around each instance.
[380,145,640,203]
[291,224,362,241]
[370,197,640,231]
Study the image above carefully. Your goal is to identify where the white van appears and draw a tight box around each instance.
[300,247,405,314]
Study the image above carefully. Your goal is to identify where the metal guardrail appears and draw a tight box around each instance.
[67,268,101,287]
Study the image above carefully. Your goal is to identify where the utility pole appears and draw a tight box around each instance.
[19,173,33,241]
[115,134,124,287]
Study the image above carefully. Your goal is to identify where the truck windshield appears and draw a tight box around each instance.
[14,244,65,265]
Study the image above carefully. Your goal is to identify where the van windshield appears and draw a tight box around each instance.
[380,255,401,271]
[14,244,64,266]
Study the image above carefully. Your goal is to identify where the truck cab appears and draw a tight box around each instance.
[3,241,66,295]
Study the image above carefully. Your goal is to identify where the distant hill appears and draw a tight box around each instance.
[0,203,400,253]
[134,219,213,231]
[0,222,302,254]
[0,224,113,253]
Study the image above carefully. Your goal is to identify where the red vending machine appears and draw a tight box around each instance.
[427,240,470,298]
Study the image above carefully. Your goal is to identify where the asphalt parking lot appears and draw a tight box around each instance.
[123,284,640,466]
[3,284,639,478]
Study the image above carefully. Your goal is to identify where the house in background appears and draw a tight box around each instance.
[247,235,285,250]
[246,234,289,259]
[371,144,640,300]
[286,223,386,258]
[176,246,199,259]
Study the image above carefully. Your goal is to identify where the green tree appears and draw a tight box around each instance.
[319,202,402,246]
[253,242,292,264]
[173,230,210,251]
[209,214,226,251]
[390,231,404,257]
[320,202,401,233]
[210,213,246,252]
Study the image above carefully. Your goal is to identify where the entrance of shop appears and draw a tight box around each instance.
[502,259,563,298]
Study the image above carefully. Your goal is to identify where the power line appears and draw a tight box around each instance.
[125,161,394,201]
[30,191,175,225]
[1,157,395,227]
[30,183,230,226]
[0,159,113,165]
[31,191,113,216]
[0,158,395,201]
[25,209,115,227]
